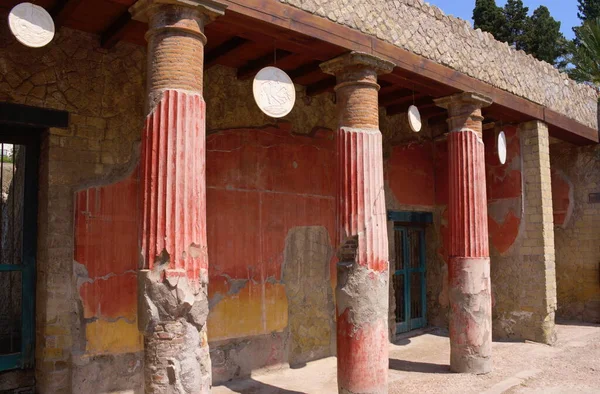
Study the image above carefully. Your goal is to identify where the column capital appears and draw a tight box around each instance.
[435,92,492,136]
[130,0,227,23]
[320,51,395,77]
[434,92,492,112]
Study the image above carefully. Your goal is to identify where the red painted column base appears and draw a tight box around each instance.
[336,270,389,394]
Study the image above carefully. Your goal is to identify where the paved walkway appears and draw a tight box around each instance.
[213,323,600,393]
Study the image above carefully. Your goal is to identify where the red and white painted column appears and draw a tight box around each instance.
[131,1,226,392]
[321,52,395,394]
[434,92,493,374]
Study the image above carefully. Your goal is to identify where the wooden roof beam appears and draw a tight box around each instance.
[237,49,293,80]
[216,0,596,144]
[50,0,85,28]
[287,61,321,80]
[385,99,435,117]
[306,77,336,96]
[380,92,426,108]
[101,12,132,49]
[205,36,250,69]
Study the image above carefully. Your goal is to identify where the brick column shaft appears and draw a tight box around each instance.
[131,1,226,393]
[435,93,493,374]
[322,52,394,394]
[518,120,557,343]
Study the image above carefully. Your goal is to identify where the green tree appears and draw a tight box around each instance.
[568,17,600,85]
[473,0,506,41]
[503,0,529,49]
[574,0,600,43]
[522,6,567,65]
[577,0,600,21]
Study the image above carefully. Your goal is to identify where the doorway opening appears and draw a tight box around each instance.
[388,211,432,335]
[0,126,40,372]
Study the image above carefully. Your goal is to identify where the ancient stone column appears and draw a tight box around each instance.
[321,52,395,394]
[130,1,226,393]
[434,92,493,374]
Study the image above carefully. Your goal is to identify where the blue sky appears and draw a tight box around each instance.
[425,0,580,39]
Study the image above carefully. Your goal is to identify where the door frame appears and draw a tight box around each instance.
[388,211,433,334]
[0,127,41,371]
[0,102,68,372]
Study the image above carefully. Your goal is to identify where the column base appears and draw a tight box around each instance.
[138,270,211,393]
[448,257,492,375]
[144,320,211,394]
[450,351,492,374]
[336,261,389,394]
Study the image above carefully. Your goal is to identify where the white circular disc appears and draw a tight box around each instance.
[498,131,507,165]
[9,3,55,48]
[253,67,296,118]
[408,105,422,132]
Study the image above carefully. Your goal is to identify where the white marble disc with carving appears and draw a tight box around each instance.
[8,3,55,48]
[408,105,422,132]
[498,131,507,165]
[253,66,296,118]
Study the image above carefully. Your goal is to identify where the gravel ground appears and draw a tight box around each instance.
[213,322,600,394]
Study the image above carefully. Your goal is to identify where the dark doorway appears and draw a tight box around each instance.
[388,211,432,335]
[0,126,40,372]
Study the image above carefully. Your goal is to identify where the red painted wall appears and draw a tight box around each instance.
[205,124,337,340]
[74,170,142,354]
[386,142,435,207]
[484,126,522,254]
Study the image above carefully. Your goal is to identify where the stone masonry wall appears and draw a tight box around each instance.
[280,0,598,128]
[0,16,145,393]
[551,143,600,324]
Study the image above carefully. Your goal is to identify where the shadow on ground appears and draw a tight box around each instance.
[389,358,451,374]
[221,378,305,394]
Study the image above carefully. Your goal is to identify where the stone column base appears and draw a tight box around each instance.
[448,257,492,374]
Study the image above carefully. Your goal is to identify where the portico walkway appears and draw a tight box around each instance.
[213,323,600,394]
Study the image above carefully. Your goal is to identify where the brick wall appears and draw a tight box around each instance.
[551,143,600,324]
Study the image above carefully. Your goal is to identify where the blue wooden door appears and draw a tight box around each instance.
[393,226,426,334]
[0,132,39,372]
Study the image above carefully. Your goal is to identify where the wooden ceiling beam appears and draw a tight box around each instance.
[101,11,132,49]
[385,99,435,117]
[380,92,425,108]
[306,77,336,96]
[287,61,321,81]
[205,36,250,69]
[217,0,596,144]
[380,72,450,98]
[237,49,293,80]
[50,0,86,28]
[419,108,447,120]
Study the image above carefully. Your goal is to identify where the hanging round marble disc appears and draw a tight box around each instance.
[498,131,507,165]
[253,66,296,118]
[9,3,55,48]
[408,105,422,133]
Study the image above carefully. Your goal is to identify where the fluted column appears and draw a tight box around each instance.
[131,1,226,392]
[435,92,493,374]
[321,52,395,394]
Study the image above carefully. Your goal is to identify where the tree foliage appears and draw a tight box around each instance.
[473,0,505,37]
[574,0,600,44]
[568,17,600,85]
[503,0,529,50]
[472,1,567,66]
[522,6,567,65]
